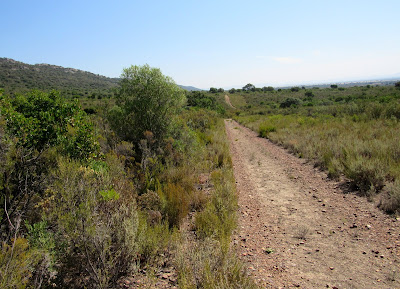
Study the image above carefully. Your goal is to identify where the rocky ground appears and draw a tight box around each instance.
[225,119,400,289]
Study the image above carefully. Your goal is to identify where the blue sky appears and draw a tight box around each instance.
[2,0,399,89]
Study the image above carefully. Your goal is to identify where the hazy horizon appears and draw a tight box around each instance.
[2,0,399,89]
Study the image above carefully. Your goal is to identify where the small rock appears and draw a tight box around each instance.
[329,267,334,270]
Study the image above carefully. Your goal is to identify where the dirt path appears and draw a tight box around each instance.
[225,119,400,289]
[225,94,236,109]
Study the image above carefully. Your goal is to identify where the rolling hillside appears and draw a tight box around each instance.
[0,58,119,98]
[0,58,201,97]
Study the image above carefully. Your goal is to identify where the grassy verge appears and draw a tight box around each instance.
[173,114,258,289]
[232,85,400,215]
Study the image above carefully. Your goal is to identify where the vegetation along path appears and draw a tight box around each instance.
[224,94,236,109]
[225,119,400,289]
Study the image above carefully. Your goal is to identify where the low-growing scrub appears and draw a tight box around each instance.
[0,66,253,287]
[233,84,400,214]
[175,238,257,289]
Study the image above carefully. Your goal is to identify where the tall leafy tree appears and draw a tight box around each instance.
[110,64,186,146]
[242,83,255,92]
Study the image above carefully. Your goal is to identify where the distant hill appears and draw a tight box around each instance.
[179,85,202,91]
[0,58,201,97]
[0,58,119,98]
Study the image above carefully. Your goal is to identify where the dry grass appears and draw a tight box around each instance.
[235,99,400,214]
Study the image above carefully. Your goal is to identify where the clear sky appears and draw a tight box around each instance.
[2,0,399,89]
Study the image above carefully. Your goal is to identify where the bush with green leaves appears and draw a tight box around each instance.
[0,90,98,159]
[0,237,42,289]
[280,97,301,108]
[0,90,99,238]
[110,64,186,146]
[43,157,139,288]
[187,91,225,113]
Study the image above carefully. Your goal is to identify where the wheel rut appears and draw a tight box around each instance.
[225,119,400,289]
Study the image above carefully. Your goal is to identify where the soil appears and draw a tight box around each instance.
[225,94,236,109]
[225,119,400,289]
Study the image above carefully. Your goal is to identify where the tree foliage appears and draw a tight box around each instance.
[0,90,99,235]
[242,83,255,92]
[0,90,98,160]
[262,86,274,92]
[280,97,301,108]
[186,91,225,113]
[111,64,186,145]
[305,90,314,97]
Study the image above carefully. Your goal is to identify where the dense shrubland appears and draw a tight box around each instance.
[230,84,400,214]
[0,58,117,99]
[0,66,255,288]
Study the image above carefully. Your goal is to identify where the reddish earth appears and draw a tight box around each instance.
[225,119,400,289]
[225,94,236,109]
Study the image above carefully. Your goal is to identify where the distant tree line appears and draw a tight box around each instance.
[209,87,224,93]
[210,83,275,94]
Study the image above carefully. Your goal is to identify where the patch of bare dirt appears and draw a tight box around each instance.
[225,119,400,289]
[225,94,236,109]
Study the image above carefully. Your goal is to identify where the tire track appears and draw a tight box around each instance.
[226,119,400,289]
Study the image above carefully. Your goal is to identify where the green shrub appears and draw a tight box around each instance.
[378,181,400,214]
[45,158,139,288]
[259,123,276,138]
[0,90,98,161]
[0,238,41,289]
[111,64,186,146]
[158,183,190,228]
[175,239,258,289]
[136,212,173,265]
[195,169,237,242]
[342,155,385,195]
[280,98,301,108]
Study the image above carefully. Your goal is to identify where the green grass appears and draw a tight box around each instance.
[234,85,400,214]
